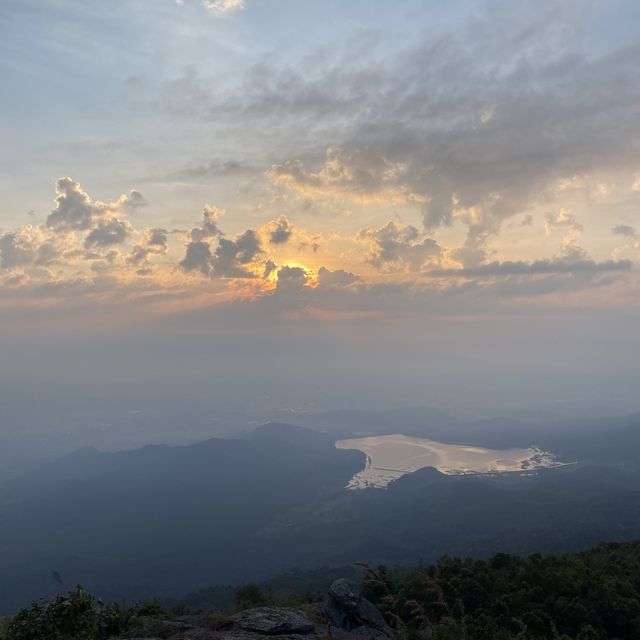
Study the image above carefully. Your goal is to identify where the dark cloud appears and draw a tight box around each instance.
[359,222,441,271]
[263,259,278,279]
[84,218,132,249]
[128,228,169,265]
[275,265,308,293]
[190,205,222,242]
[268,216,293,245]
[612,224,637,238]
[179,240,213,275]
[298,235,322,253]
[177,206,222,275]
[179,216,263,278]
[147,228,168,247]
[120,190,148,212]
[212,229,261,277]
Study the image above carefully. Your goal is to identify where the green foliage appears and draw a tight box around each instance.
[0,618,9,640]
[234,583,268,610]
[362,542,640,640]
[5,541,640,640]
[179,565,362,612]
[3,588,173,640]
[232,581,312,610]
[5,586,120,640]
[129,597,166,618]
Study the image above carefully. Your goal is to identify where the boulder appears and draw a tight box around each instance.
[324,579,393,639]
[231,607,315,635]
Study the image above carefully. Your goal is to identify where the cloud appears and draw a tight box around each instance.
[84,218,132,249]
[358,221,441,271]
[544,209,583,235]
[179,240,213,275]
[613,224,637,238]
[450,234,492,269]
[298,235,322,253]
[194,0,245,14]
[179,218,263,279]
[543,208,585,257]
[1,173,636,319]
[179,206,226,273]
[263,259,278,279]
[119,190,148,212]
[317,267,360,288]
[275,265,308,293]
[0,224,76,270]
[46,178,95,231]
[267,148,421,205]
[429,258,633,278]
[128,228,169,265]
[0,227,43,269]
[44,179,148,256]
[190,205,223,242]
[212,229,262,278]
[268,216,293,245]
[188,7,639,258]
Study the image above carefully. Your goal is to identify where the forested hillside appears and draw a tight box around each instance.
[362,541,640,639]
[2,541,640,639]
[3,422,640,613]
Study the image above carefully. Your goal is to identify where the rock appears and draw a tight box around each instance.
[324,579,393,640]
[123,616,197,639]
[231,607,315,635]
[158,619,198,637]
[123,582,392,640]
[328,579,361,611]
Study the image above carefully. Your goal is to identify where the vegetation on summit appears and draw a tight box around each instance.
[2,541,640,639]
[363,541,640,639]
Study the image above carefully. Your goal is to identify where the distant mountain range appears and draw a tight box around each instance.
[1,418,640,613]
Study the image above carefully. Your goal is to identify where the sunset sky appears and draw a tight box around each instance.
[1,0,639,417]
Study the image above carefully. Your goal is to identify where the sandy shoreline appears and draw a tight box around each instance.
[336,433,562,489]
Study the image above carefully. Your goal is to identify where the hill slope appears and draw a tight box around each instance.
[2,421,640,614]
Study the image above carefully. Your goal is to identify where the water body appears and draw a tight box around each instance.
[335,434,562,489]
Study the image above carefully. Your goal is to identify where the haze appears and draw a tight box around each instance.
[0,1,639,469]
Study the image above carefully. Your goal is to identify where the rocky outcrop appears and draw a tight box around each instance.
[126,579,393,640]
[231,607,315,635]
[324,579,393,640]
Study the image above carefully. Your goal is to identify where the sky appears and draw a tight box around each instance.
[1,0,640,440]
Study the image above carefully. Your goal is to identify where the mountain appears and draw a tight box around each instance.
[2,420,640,614]
[0,424,362,613]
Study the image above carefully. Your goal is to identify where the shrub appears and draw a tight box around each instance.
[6,586,114,640]
[234,583,268,610]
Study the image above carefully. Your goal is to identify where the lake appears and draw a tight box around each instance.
[335,433,561,489]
